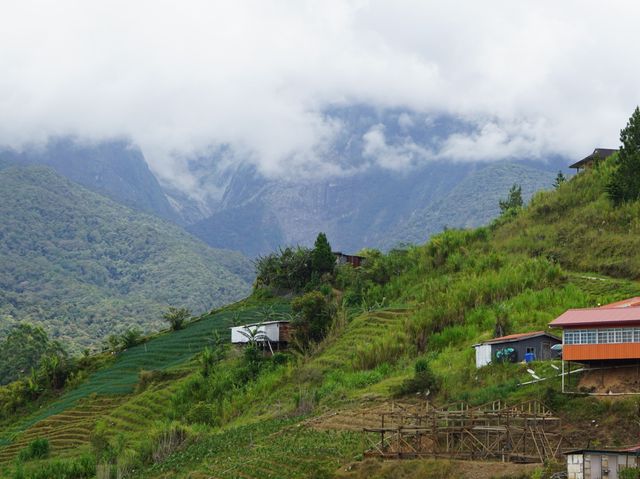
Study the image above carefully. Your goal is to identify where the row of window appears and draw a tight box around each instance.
[564,328,640,345]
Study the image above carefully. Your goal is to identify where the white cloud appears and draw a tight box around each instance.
[0,0,638,187]
[363,124,432,170]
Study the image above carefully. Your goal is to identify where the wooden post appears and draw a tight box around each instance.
[561,359,565,393]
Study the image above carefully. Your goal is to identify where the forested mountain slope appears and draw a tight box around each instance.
[0,166,252,352]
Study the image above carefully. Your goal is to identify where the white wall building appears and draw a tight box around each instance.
[230,320,291,344]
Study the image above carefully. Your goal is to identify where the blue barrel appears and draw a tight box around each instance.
[524,352,535,363]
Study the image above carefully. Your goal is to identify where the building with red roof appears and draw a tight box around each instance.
[549,298,640,363]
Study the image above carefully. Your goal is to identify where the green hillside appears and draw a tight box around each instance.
[3,153,640,479]
[0,166,252,353]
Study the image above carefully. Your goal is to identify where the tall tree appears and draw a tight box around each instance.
[498,184,523,215]
[311,232,335,275]
[553,171,566,189]
[607,106,640,205]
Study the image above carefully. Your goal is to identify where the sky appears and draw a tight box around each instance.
[1,0,639,189]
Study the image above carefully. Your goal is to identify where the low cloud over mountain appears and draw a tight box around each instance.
[0,1,637,193]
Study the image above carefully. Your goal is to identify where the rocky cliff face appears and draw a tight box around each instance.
[188,160,561,256]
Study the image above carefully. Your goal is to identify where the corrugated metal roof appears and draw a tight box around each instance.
[600,297,640,309]
[549,307,640,328]
[564,444,640,455]
[229,320,290,329]
[475,331,558,346]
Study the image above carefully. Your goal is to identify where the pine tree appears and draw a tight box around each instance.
[311,232,335,275]
[498,184,523,215]
[553,171,566,189]
[607,106,640,205]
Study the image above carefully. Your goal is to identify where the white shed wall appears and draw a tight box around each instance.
[474,344,492,368]
[231,323,281,343]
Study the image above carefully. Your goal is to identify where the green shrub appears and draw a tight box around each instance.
[17,438,50,461]
[393,358,439,397]
[119,328,143,349]
[20,454,95,479]
[620,468,640,479]
[162,307,191,331]
[291,291,333,349]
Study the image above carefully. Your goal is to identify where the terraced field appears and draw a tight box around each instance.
[314,308,411,370]
[0,396,124,463]
[0,304,288,463]
[145,419,364,479]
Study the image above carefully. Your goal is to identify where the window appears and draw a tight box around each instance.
[580,330,597,344]
[598,329,609,344]
[526,347,535,354]
[565,327,640,345]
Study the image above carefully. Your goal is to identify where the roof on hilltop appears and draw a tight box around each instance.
[569,147,618,169]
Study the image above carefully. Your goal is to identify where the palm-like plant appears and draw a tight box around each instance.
[238,324,274,354]
[238,325,269,345]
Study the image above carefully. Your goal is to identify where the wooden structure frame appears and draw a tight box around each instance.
[363,400,564,463]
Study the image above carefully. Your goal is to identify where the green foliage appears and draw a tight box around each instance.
[16,438,50,462]
[620,468,640,479]
[0,305,287,446]
[254,233,337,293]
[494,152,640,279]
[393,358,439,397]
[162,307,191,331]
[119,328,143,349]
[0,324,67,386]
[554,170,566,188]
[14,454,95,479]
[608,106,640,204]
[499,183,524,214]
[311,232,335,276]
[145,418,361,478]
[291,291,333,349]
[255,246,314,292]
[0,166,252,355]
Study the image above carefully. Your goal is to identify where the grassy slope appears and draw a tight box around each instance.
[0,304,290,470]
[0,166,253,353]
[4,161,640,478]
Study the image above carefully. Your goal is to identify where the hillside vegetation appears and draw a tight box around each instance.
[3,152,640,478]
[0,166,252,354]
